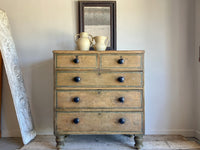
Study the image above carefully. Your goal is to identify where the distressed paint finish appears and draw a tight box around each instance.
[53,50,145,149]
[101,53,143,69]
[56,112,143,133]
[56,53,98,69]
[56,89,142,109]
[56,71,143,88]
[0,10,36,144]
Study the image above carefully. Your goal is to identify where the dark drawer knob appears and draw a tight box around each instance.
[73,97,80,103]
[118,58,124,64]
[73,118,79,124]
[118,97,125,103]
[73,58,79,64]
[74,77,81,82]
[119,118,126,124]
[118,77,124,82]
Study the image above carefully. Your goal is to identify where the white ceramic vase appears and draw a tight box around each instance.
[75,32,93,51]
[93,36,109,51]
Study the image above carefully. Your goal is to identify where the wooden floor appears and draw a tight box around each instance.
[17,135,200,150]
[0,137,23,150]
[0,135,200,150]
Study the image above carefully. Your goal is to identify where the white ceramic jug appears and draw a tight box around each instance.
[93,36,109,51]
[75,32,93,51]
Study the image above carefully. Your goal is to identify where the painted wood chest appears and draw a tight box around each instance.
[53,50,145,149]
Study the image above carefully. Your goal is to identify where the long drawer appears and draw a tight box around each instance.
[56,71,143,88]
[56,112,143,133]
[56,89,143,109]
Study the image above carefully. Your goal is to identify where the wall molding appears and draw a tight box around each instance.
[195,130,200,140]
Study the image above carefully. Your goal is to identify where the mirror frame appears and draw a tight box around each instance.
[78,1,117,50]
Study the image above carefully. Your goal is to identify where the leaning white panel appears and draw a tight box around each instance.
[0,9,36,144]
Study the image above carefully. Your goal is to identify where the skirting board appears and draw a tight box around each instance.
[195,130,200,140]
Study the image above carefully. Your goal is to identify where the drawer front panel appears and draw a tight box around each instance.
[56,54,97,69]
[56,71,143,88]
[101,54,143,69]
[56,90,143,109]
[56,112,143,132]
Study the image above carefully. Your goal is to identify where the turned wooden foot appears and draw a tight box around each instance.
[56,136,65,150]
[134,135,143,149]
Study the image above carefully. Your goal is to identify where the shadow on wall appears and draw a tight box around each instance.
[31,59,54,135]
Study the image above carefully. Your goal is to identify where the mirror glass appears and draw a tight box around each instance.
[84,7,111,46]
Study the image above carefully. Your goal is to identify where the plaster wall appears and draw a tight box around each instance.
[0,0,196,137]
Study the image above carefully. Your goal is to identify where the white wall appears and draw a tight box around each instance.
[195,0,200,140]
[0,0,196,137]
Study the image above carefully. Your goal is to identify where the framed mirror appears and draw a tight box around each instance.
[78,1,116,50]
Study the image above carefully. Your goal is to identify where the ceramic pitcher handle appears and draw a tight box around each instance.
[74,34,80,42]
[88,34,93,46]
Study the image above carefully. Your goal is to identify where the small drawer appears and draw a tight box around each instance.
[100,54,143,70]
[56,71,143,88]
[56,89,143,109]
[56,112,143,133]
[55,54,97,69]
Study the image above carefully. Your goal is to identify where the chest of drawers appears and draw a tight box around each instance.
[53,50,145,149]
